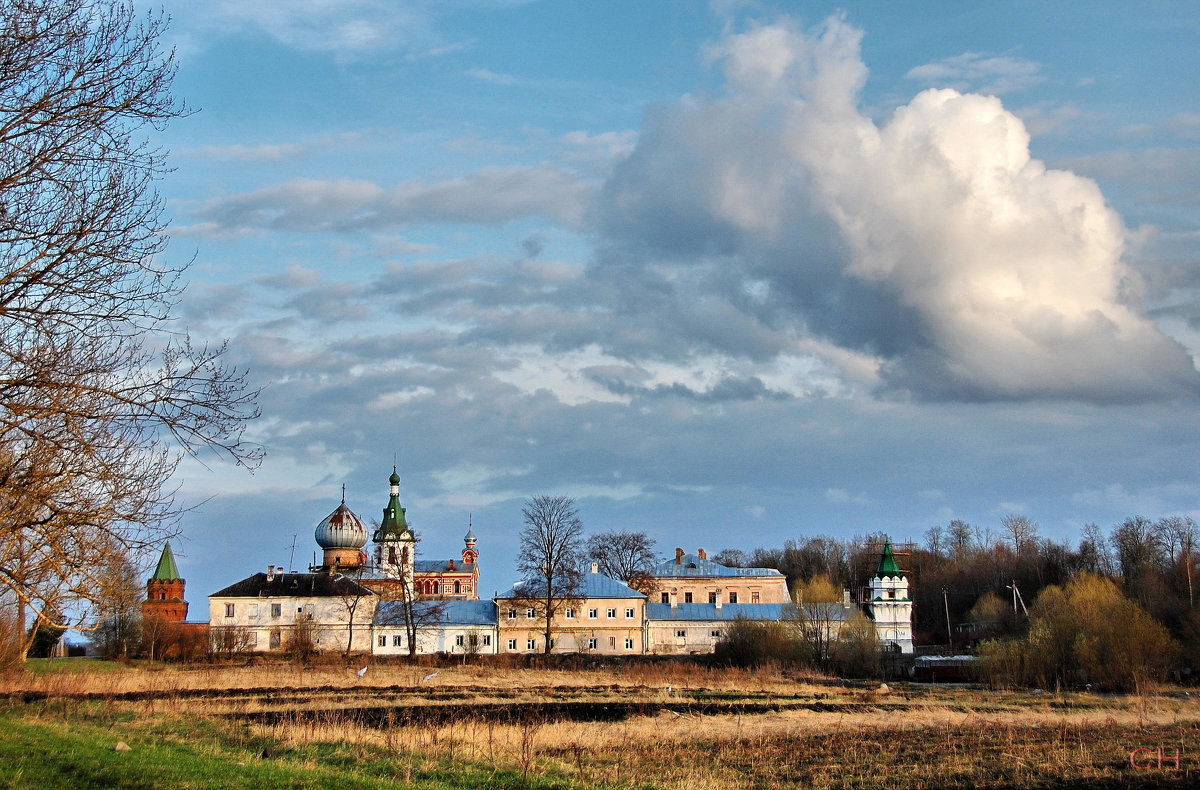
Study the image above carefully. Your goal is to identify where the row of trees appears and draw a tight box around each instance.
[719,513,1198,688]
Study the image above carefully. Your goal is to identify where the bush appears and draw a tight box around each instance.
[712,618,811,668]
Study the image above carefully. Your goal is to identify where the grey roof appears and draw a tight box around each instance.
[210,572,375,599]
[374,599,497,627]
[646,602,855,622]
[496,571,645,600]
[414,559,476,574]
[651,554,784,579]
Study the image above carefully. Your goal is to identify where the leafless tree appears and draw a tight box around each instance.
[514,495,584,655]
[1002,515,1039,554]
[332,568,374,658]
[86,546,145,659]
[586,529,659,594]
[373,536,445,658]
[0,1,260,659]
[1156,516,1198,609]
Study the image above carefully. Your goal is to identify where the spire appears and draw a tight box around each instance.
[151,542,181,581]
[876,538,902,577]
[374,466,412,542]
[464,513,477,545]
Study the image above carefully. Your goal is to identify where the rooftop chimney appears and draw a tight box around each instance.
[448,559,455,570]
[675,547,684,564]
[267,565,275,581]
[697,548,706,560]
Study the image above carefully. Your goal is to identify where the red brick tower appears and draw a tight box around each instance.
[143,542,189,622]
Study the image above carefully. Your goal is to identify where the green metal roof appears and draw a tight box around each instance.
[876,539,902,577]
[151,542,181,581]
[375,467,413,541]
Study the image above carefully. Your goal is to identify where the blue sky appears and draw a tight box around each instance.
[142,1,1200,602]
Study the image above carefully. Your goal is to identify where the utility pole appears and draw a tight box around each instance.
[943,586,952,651]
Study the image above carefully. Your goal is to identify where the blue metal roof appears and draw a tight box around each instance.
[374,599,497,627]
[651,554,783,579]
[646,602,789,622]
[496,571,645,600]
[414,559,475,573]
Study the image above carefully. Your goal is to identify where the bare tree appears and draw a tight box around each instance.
[87,547,145,659]
[514,495,584,655]
[586,530,659,594]
[0,1,260,659]
[1156,516,1198,609]
[1002,515,1039,553]
[373,535,445,658]
[332,568,374,658]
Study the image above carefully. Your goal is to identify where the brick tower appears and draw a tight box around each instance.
[143,542,189,622]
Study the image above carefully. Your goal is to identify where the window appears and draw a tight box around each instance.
[526,608,536,619]
[271,603,281,618]
[708,592,717,604]
[455,634,465,647]
[248,604,259,617]
[378,635,386,647]
[728,592,738,604]
[507,609,517,620]
[608,636,616,648]
[453,581,461,594]
[269,630,281,649]
[676,629,687,638]
[660,592,670,604]
[751,591,760,603]
[625,608,635,618]
[588,638,598,650]
[684,592,693,603]
[482,635,492,646]
[224,603,235,618]
[565,608,576,619]
[393,635,403,647]
[588,608,598,619]
[248,632,258,646]
[711,629,722,638]
[606,608,616,619]
[431,581,439,595]
[527,639,536,651]
[508,639,517,650]
[305,604,315,620]
[625,638,634,650]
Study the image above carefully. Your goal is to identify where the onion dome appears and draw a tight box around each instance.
[315,501,368,549]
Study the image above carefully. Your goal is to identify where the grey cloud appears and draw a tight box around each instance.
[199,165,593,233]
[906,52,1044,95]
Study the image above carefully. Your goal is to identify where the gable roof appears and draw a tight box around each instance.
[496,571,645,600]
[374,599,496,627]
[210,572,375,599]
[646,602,856,623]
[651,553,783,579]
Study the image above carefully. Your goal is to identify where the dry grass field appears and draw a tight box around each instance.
[2,659,1198,788]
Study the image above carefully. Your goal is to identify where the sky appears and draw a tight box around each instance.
[139,0,1200,604]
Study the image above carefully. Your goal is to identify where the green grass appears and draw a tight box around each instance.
[0,704,583,790]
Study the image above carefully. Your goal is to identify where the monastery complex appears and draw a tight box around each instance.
[146,468,914,658]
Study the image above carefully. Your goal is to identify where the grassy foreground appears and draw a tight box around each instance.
[2,659,1199,789]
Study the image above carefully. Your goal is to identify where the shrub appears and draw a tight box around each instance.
[712,618,811,668]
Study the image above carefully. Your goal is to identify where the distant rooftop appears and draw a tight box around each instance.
[651,552,783,579]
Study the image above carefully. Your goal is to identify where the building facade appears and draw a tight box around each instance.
[649,548,789,606]
[496,567,647,655]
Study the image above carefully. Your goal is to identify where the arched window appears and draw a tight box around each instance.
[432,581,440,595]
[389,546,397,565]
[454,581,461,594]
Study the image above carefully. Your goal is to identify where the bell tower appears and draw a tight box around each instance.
[373,467,415,584]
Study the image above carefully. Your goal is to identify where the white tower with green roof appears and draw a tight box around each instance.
[867,538,913,654]
[372,467,415,585]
